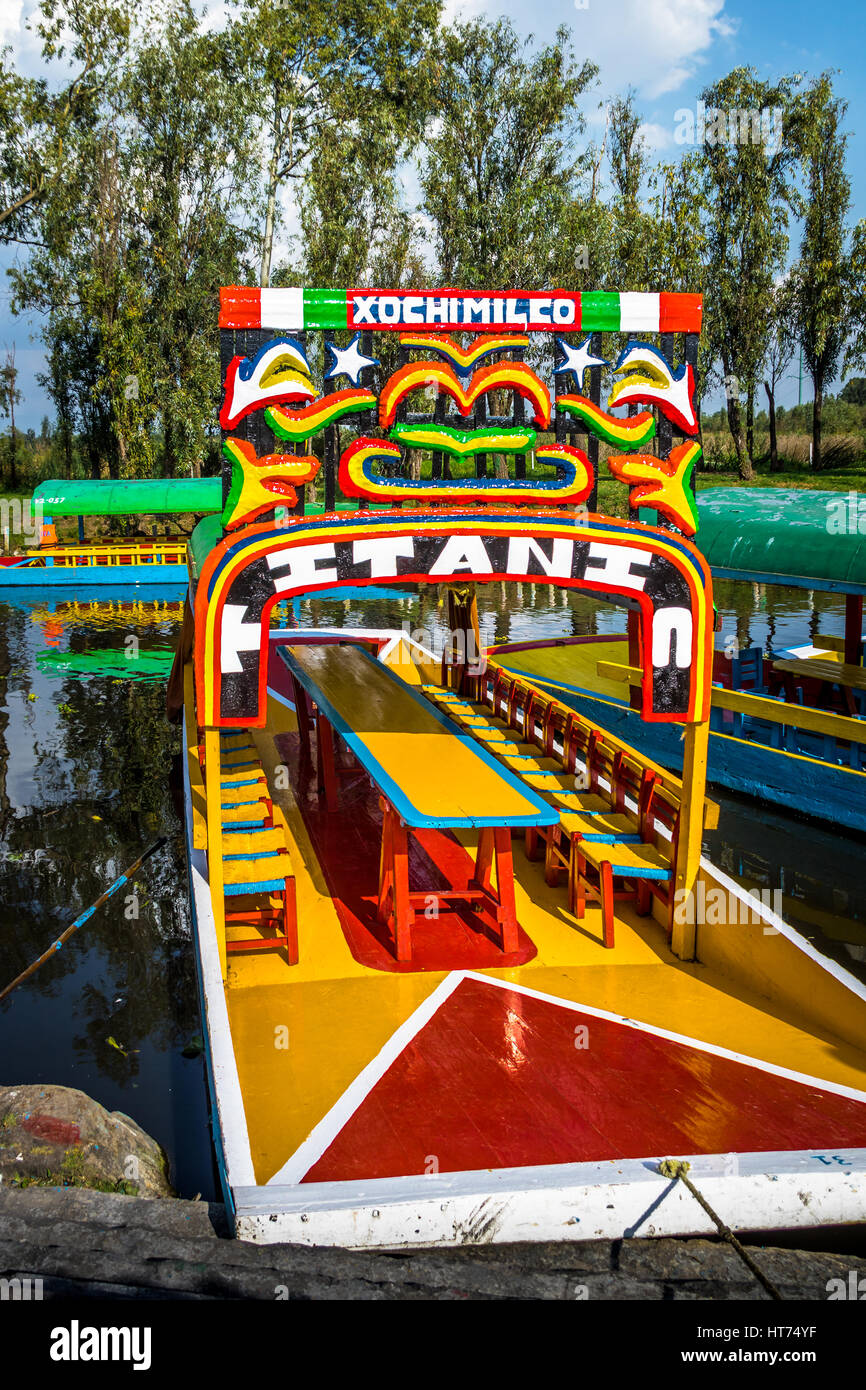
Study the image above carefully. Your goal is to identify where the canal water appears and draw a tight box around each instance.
[0,578,864,1201]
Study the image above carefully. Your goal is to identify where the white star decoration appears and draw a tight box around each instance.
[324,332,380,386]
[555,335,608,390]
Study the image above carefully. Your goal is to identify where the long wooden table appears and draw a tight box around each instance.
[772,657,866,717]
[278,642,558,959]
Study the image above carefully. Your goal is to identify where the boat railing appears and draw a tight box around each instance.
[481,658,688,810]
[26,542,187,568]
[599,659,866,771]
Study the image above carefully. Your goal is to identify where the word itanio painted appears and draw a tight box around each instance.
[194,515,712,727]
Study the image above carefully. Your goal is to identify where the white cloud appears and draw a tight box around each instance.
[441,0,488,22]
[570,0,737,98]
[443,0,735,99]
[0,1,26,49]
[638,120,675,152]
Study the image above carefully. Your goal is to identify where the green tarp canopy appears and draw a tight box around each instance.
[694,487,866,595]
[32,478,222,517]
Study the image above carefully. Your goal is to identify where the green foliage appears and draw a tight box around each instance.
[228,0,440,286]
[841,377,866,406]
[693,68,806,479]
[787,75,859,470]
[420,18,597,289]
[1,4,864,487]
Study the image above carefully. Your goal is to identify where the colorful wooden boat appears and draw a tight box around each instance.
[175,284,866,1249]
[492,489,866,833]
[0,478,392,591]
[0,479,219,589]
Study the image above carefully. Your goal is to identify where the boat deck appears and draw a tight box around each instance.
[492,635,630,702]
[216,681,866,1190]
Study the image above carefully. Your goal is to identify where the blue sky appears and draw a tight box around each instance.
[2,0,865,428]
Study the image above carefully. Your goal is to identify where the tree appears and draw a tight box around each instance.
[0,0,130,244]
[0,347,22,489]
[696,68,804,479]
[840,376,866,406]
[227,0,440,287]
[606,91,654,290]
[788,76,855,471]
[11,0,259,480]
[122,2,260,476]
[420,19,598,289]
[38,329,79,478]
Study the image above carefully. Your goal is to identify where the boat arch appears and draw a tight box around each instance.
[193,510,713,728]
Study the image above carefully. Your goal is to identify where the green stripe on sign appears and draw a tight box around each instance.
[303,289,348,330]
[580,292,620,331]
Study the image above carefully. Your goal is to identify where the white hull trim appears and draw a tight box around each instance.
[233,1149,866,1248]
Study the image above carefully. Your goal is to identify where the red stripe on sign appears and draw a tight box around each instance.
[219,286,262,329]
[302,976,866,1182]
[659,292,702,333]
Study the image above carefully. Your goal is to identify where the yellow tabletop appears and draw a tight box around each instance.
[279,643,558,830]
[772,657,866,691]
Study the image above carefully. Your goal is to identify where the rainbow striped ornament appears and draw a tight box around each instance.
[556,395,656,448]
[265,388,377,443]
[339,438,592,506]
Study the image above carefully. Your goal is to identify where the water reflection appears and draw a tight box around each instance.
[0,593,215,1198]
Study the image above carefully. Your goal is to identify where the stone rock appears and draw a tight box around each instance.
[0,1083,173,1198]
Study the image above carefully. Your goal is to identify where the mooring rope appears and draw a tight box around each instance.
[657,1158,783,1300]
[0,837,167,1004]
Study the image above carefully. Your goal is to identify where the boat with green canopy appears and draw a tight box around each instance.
[0,477,377,591]
[0,477,221,589]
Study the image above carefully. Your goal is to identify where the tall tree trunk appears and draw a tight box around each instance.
[764,380,780,472]
[725,392,752,481]
[63,418,72,479]
[116,427,129,479]
[812,372,824,472]
[88,438,101,481]
[260,142,280,288]
[746,383,754,467]
[8,400,16,491]
[163,413,174,479]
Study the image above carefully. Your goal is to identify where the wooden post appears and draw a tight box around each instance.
[204,728,227,982]
[844,593,863,666]
[670,718,709,961]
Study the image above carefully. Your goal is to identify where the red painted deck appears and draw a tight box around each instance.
[302,976,866,1182]
[274,729,537,972]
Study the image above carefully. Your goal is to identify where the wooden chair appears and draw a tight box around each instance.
[570,782,680,949]
[212,733,299,965]
[543,741,650,906]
